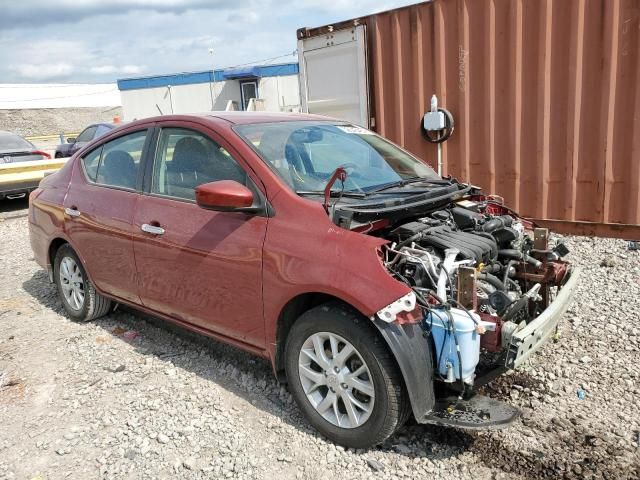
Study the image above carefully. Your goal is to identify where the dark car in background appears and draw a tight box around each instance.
[54,123,115,158]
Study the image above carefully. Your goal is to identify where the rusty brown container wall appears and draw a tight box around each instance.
[301,0,640,238]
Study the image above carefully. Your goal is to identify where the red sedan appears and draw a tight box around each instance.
[29,113,578,447]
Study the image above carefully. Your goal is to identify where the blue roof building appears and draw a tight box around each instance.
[117,63,300,119]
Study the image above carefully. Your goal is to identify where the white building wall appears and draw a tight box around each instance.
[120,87,171,120]
[257,76,300,112]
[120,74,299,120]
[210,81,242,111]
[169,83,217,114]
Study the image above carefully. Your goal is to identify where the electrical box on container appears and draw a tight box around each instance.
[423,110,446,131]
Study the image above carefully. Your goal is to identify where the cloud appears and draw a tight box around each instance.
[11,62,75,80]
[227,11,260,25]
[0,1,236,28]
[121,65,145,74]
[90,65,145,75]
[0,0,418,83]
[90,65,118,75]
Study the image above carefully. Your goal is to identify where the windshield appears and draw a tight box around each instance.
[234,121,440,193]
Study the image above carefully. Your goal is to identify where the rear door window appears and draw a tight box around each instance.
[80,130,147,190]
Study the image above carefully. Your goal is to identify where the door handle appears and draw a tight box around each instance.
[65,207,81,217]
[141,223,165,235]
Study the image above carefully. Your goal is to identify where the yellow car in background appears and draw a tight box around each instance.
[0,130,65,200]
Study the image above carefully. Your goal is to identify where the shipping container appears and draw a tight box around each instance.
[297,0,640,239]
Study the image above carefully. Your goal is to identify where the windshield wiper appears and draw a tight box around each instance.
[298,176,445,198]
[364,176,441,194]
[297,190,367,199]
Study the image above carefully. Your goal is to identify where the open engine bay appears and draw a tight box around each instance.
[330,180,575,396]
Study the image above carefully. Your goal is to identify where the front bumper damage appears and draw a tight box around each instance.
[373,319,436,421]
[422,393,520,429]
[373,266,580,430]
[505,266,581,369]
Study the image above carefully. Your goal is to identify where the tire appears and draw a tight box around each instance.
[285,302,410,448]
[53,244,112,322]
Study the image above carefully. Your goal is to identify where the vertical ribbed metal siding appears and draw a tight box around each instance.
[367,0,640,236]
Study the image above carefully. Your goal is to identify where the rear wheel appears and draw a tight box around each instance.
[53,244,111,322]
[285,302,409,448]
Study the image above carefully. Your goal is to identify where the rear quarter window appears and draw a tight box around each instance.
[81,147,102,182]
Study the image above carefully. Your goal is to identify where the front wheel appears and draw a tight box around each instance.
[53,244,112,322]
[285,302,410,448]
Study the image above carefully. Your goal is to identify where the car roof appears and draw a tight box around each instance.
[202,111,337,125]
[114,112,350,135]
[0,130,24,137]
[122,112,341,129]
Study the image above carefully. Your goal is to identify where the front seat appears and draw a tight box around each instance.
[168,137,213,196]
[208,147,246,184]
[100,150,136,188]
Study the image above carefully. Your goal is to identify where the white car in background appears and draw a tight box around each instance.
[0,130,58,200]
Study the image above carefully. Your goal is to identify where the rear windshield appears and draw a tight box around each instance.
[0,133,32,151]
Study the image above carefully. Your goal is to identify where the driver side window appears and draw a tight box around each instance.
[152,128,247,201]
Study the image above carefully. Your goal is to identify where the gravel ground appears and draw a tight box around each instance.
[1,106,123,158]
[0,107,122,137]
[0,199,638,479]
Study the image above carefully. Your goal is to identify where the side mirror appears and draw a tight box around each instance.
[195,180,256,212]
[67,137,76,144]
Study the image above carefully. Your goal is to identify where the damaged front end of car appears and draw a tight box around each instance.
[330,180,580,429]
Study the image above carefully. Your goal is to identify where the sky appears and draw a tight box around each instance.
[0,0,419,84]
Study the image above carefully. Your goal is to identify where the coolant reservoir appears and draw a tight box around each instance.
[425,308,488,385]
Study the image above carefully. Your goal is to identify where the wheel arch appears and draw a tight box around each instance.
[272,293,404,386]
[273,292,344,382]
[47,237,69,281]
[47,236,92,286]
[272,292,437,422]
[49,237,68,265]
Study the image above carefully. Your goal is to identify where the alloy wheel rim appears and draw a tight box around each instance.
[298,332,375,429]
[59,256,85,311]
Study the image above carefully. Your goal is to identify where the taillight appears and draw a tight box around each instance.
[32,150,51,159]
